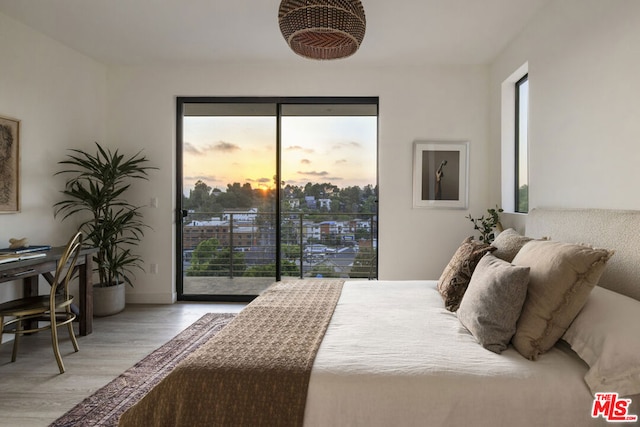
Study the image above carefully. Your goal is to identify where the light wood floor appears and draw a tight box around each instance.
[0,302,246,427]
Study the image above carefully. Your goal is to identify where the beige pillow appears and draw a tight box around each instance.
[562,286,640,397]
[511,240,613,360]
[457,254,530,353]
[437,237,496,312]
[491,228,534,262]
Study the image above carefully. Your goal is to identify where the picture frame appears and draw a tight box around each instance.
[0,115,20,213]
[413,140,469,209]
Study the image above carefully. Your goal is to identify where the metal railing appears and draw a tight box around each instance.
[182,212,377,280]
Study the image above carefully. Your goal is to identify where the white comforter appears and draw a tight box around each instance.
[304,280,605,427]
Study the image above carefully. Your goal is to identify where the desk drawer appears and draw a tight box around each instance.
[0,260,57,282]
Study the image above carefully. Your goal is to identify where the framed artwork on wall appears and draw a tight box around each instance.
[0,115,20,213]
[413,140,469,209]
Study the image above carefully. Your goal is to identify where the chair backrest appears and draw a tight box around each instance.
[50,232,83,303]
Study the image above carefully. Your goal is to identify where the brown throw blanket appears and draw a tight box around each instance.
[119,279,344,427]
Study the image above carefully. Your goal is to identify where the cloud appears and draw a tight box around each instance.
[186,174,218,181]
[287,145,314,154]
[213,141,240,152]
[332,141,362,150]
[288,175,344,186]
[297,170,329,177]
[245,177,273,184]
[301,159,311,164]
[335,159,348,164]
[184,141,240,155]
[183,142,204,156]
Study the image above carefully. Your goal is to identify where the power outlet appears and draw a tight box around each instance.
[150,263,159,274]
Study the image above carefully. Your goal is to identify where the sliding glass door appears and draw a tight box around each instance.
[176,97,378,301]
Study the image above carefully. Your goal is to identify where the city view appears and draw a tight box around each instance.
[180,106,378,296]
[182,180,378,283]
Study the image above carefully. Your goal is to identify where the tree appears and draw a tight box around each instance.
[339,186,363,213]
[187,238,220,276]
[186,238,246,277]
[182,179,379,217]
[350,247,377,279]
[309,264,340,278]
[281,244,300,260]
[244,260,299,277]
[187,180,212,210]
[355,226,371,240]
[518,184,529,213]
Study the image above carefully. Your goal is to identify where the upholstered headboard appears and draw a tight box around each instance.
[525,208,640,302]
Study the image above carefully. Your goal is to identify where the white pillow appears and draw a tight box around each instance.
[562,286,640,397]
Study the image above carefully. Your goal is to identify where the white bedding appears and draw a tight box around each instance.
[304,280,606,427]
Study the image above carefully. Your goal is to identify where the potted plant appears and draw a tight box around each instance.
[466,206,504,243]
[54,142,156,316]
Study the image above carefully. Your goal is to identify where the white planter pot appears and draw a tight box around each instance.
[93,283,126,317]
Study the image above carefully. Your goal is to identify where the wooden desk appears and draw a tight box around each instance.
[0,246,97,335]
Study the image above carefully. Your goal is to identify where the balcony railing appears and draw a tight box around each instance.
[182,212,377,280]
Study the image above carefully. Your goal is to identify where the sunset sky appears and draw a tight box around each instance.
[182,116,377,195]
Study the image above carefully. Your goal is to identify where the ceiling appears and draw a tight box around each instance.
[0,0,551,66]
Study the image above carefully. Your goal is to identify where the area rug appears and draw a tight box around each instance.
[50,312,236,427]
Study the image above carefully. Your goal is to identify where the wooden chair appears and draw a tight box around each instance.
[0,232,82,373]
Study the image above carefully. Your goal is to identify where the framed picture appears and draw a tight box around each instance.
[413,140,469,209]
[0,115,20,213]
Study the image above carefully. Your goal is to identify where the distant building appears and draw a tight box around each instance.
[286,198,300,210]
[183,213,259,250]
[304,196,316,209]
[222,208,258,222]
[318,198,331,210]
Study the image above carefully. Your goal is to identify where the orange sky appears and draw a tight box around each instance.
[182,116,377,194]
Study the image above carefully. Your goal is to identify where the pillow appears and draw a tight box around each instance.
[562,286,640,397]
[491,228,534,262]
[437,237,496,312]
[457,254,530,353]
[511,240,613,360]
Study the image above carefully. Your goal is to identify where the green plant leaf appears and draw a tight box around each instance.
[54,142,157,287]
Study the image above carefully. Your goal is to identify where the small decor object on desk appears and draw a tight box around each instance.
[8,237,28,249]
[466,206,504,244]
[0,238,51,264]
[54,142,157,316]
[1,239,50,253]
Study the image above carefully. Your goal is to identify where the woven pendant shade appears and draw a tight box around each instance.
[278,0,366,60]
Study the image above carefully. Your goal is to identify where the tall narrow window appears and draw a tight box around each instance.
[515,74,529,213]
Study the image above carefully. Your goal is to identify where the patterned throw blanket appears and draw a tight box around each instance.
[118,279,344,427]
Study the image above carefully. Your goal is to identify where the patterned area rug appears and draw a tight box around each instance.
[50,313,236,427]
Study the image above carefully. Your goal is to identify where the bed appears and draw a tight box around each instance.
[119,208,640,426]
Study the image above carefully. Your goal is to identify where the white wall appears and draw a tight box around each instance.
[0,13,107,305]
[107,63,492,303]
[491,0,640,219]
[7,0,638,306]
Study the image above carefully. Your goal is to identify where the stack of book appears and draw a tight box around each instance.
[0,245,51,265]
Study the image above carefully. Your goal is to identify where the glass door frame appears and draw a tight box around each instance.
[176,96,379,302]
